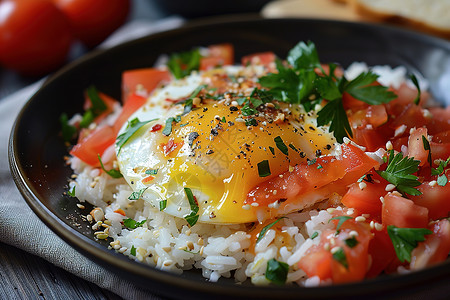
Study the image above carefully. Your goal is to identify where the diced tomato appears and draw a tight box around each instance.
[407,127,429,166]
[426,106,450,135]
[343,92,369,112]
[113,93,147,133]
[384,82,427,116]
[352,125,390,151]
[366,229,396,277]
[122,68,170,101]
[246,144,379,207]
[199,43,234,70]
[389,103,428,131]
[430,142,450,162]
[411,219,450,270]
[241,51,276,68]
[410,175,450,219]
[298,218,372,284]
[341,172,387,217]
[298,246,333,280]
[382,193,429,228]
[70,125,116,167]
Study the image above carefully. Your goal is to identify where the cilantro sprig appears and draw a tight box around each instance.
[265,259,289,285]
[184,187,199,226]
[116,118,157,154]
[376,150,422,196]
[167,48,201,79]
[259,41,397,142]
[97,154,122,178]
[123,218,147,229]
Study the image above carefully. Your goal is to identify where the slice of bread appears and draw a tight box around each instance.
[353,0,450,39]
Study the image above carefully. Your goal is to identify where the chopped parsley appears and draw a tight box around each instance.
[269,146,275,155]
[97,154,122,178]
[422,135,432,168]
[257,217,286,243]
[345,237,359,248]
[67,186,76,197]
[274,136,289,155]
[311,231,319,240]
[60,113,77,143]
[145,169,158,175]
[159,200,167,211]
[437,174,448,187]
[184,187,199,226]
[167,48,201,79]
[128,188,148,200]
[116,118,157,154]
[332,247,348,269]
[130,245,136,256]
[79,86,108,128]
[162,117,177,136]
[259,41,396,142]
[307,158,317,166]
[377,150,422,196]
[329,216,353,233]
[123,218,147,229]
[245,118,257,126]
[265,258,289,285]
[257,160,271,177]
[387,225,432,263]
[410,74,422,105]
[431,157,450,176]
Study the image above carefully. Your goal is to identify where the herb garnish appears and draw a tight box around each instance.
[329,216,353,233]
[257,217,286,243]
[274,136,289,155]
[345,237,359,248]
[376,150,422,196]
[60,113,77,143]
[68,186,76,197]
[437,174,448,187]
[80,86,108,128]
[159,200,167,211]
[257,160,271,177]
[387,225,432,263]
[422,135,432,168]
[145,169,158,175]
[123,218,147,229]
[410,74,421,105]
[116,118,157,154]
[97,154,123,178]
[265,258,289,285]
[332,247,348,269]
[130,245,136,256]
[128,188,148,200]
[167,48,201,79]
[311,231,319,240]
[259,41,396,142]
[184,187,199,226]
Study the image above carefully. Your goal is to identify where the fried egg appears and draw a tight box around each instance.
[116,66,335,224]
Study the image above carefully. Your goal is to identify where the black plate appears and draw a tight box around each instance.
[9,16,450,299]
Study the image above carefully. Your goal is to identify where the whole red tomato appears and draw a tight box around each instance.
[53,0,131,48]
[0,0,73,76]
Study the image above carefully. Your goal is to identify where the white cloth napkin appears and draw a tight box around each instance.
[0,17,183,300]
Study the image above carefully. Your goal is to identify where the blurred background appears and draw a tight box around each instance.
[0,0,448,100]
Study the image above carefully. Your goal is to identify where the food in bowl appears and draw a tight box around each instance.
[62,41,450,286]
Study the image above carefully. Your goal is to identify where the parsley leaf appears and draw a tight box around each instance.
[344,72,396,105]
[287,40,320,70]
[167,48,201,79]
[257,217,286,243]
[159,200,167,211]
[116,118,156,154]
[387,225,432,263]
[60,113,77,143]
[332,247,348,269]
[422,135,432,168]
[79,86,108,128]
[130,245,136,256]
[68,186,76,197]
[377,150,422,196]
[437,174,448,186]
[317,98,352,143]
[97,154,122,178]
[123,218,147,229]
[265,259,289,285]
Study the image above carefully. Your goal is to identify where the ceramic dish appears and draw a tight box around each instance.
[9,17,450,299]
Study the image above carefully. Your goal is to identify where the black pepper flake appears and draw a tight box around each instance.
[315,150,322,157]
[309,126,316,131]
[206,149,214,155]
[326,144,332,150]
[299,152,306,158]
[278,198,287,203]
[228,121,234,126]
[230,106,238,112]
[210,211,216,219]
[188,132,199,147]
[203,107,208,112]
[211,128,219,136]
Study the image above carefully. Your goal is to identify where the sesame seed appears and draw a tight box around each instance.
[323,243,330,251]
[272,190,278,195]
[187,241,194,250]
[198,238,204,246]
[374,223,383,231]
[118,247,127,253]
[163,260,173,267]
[391,191,402,197]
[347,208,355,216]
[251,202,259,207]
[185,228,191,236]
[343,137,351,144]
[429,180,437,187]
[355,216,366,222]
[242,204,251,210]
[385,184,396,191]
[385,141,393,150]
[349,230,358,237]
[370,220,375,229]
[289,165,294,172]
[359,182,367,190]
[330,246,341,254]
[199,246,204,256]
[379,196,385,203]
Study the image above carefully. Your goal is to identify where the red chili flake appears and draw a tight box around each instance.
[142,175,155,184]
[114,209,126,216]
[162,138,182,156]
[151,124,162,132]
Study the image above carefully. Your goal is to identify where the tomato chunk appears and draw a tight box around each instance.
[382,193,429,228]
[200,43,234,70]
[122,68,170,101]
